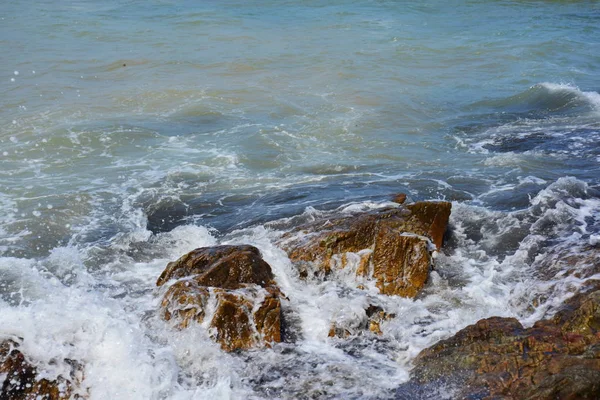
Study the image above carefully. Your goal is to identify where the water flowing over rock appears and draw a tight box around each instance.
[400,283,600,399]
[278,201,451,298]
[0,339,85,400]
[535,243,600,282]
[158,245,283,351]
[327,304,396,338]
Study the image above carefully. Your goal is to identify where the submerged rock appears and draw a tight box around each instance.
[0,339,85,400]
[278,201,451,298]
[400,284,600,399]
[535,244,600,282]
[158,245,283,351]
[327,304,396,338]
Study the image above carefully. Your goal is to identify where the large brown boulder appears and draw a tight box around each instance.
[400,283,600,399]
[0,339,84,399]
[278,201,451,298]
[158,245,283,351]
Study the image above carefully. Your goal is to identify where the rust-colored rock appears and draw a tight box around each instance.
[373,228,430,297]
[392,193,407,205]
[404,201,451,250]
[401,284,600,399]
[158,245,283,351]
[0,340,84,400]
[279,201,451,298]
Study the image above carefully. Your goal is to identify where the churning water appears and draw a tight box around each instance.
[1,0,600,398]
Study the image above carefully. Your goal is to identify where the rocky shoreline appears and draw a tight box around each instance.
[2,195,599,399]
[399,281,600,399]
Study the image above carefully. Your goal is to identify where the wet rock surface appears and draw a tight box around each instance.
[392,193,407,205]
[0,339,84,400]
[399,282,600,400]
[158,245,283,351]
[157,244,274,288]
[278,201,451,298]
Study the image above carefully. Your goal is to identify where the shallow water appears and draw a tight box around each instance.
[1,0,600,398]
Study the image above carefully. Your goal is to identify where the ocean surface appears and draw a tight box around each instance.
[1,0,600,398]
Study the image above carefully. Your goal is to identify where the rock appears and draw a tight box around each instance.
[278,201,451,298]
[400,284,600,399]
[404,202,451,250]
[158,245,283,351]
[392,193,407,205]
[327,304,395,338]
[157,245,274,288]
[366,305,396,336]
[0,339,84,399]
[373,229,431,297]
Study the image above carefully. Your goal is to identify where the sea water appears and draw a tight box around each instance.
[1,0,600,398]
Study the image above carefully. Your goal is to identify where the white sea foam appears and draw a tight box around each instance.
[483,151,529,166]
[0,257,174,399]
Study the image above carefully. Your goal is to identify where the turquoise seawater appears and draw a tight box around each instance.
[1,1,600,398]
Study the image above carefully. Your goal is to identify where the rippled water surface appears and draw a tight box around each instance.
[1,0,600,398]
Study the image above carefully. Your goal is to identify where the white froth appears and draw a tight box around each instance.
[483,151,528,166]
[0,257,174,399]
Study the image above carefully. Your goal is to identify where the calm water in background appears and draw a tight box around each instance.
[1,1,600,398]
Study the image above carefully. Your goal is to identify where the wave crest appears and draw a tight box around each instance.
[476,82,600,116]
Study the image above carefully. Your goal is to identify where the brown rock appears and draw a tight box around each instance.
[252,291,283,344]
[366,305,396,336]
[157,245,273,288]
[404,201,451,250]
[0,340,84,400]
[402,284,600,399]
[373,228,430,297]
[392,193,407,204]
[328,325,352,339]
[160,280,211,327]
[279,201,451,298]
[158,245,283,351]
